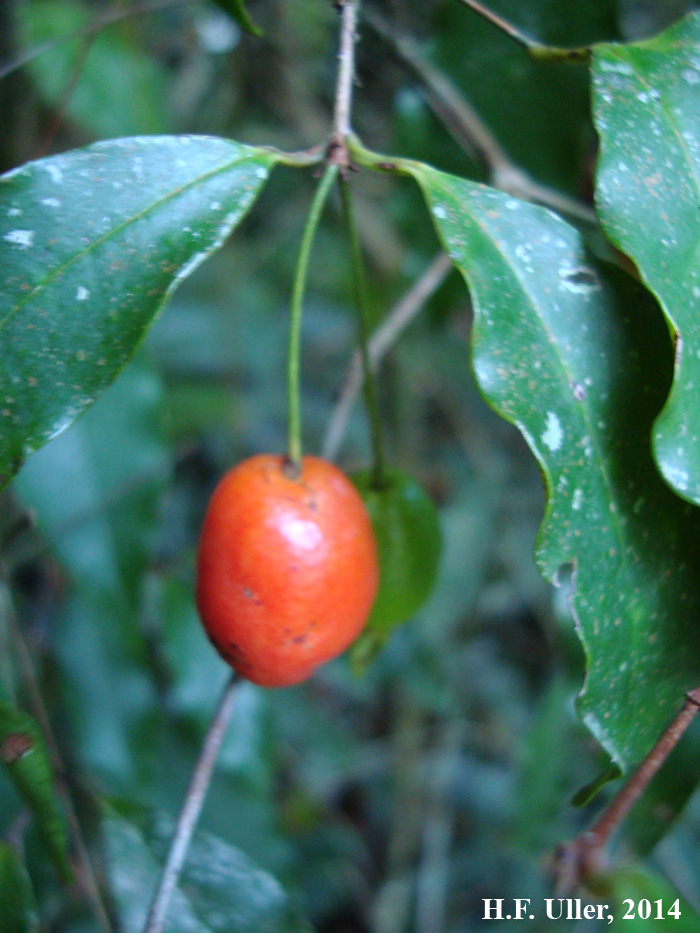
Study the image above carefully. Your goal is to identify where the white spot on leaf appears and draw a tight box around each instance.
[44,164,64,184]
[542,411,563,452]
[4,229,35,249]
[599,60,633,76]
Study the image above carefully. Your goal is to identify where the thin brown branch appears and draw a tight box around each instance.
[454,0,536,52]
[554,686,700,893]
[143,673,239,933]
[454,0,590,63]
[364,6,597,226]
[363,6,509,171]
[323,252,453,460]
[333,0,360,139]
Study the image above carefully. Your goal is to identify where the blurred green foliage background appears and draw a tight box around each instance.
[2,1,700,930]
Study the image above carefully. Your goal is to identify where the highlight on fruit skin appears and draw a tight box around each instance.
[196,454,379,687]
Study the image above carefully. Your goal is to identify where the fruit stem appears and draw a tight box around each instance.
[338,175,387,487]
[287,163,339,469]
[143,672,239,933]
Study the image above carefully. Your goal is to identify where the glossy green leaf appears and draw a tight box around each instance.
[211,0,263,37]
[0,842,38,933]
[593,11,700,503]
[408,160,700,770]
[350,468,441,669]
[0,703,72,883]
[104,801,312,932]
[0,134,277,489]
[600,865,699,931]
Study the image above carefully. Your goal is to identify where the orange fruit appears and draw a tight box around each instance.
[196,454,379,687]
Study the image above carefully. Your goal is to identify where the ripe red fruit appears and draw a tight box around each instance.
[196,454,379,687]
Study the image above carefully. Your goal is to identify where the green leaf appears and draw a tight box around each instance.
[599,865,699,931]
[0,842,38,933]
[14,0,171,138]
[350,468,441,669]
[593,11,700,503]
[104,801,312,933]
[210,0,263,38]
[0,703,72,883]
[0,135,277,489]
[407,160,700,770]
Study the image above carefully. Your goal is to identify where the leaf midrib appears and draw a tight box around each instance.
[0,145,273,331]
[421,172,630,579]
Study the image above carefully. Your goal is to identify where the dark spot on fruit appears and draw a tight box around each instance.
[242,586,262,604]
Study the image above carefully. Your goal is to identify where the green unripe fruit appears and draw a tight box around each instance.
[350,468,442,670]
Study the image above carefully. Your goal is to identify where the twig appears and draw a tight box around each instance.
[327,0,361,172]
[364,6,597,226]
[323,252,452,460]
[454,0,538,54]
[2,579,113,933]
[554,686,700,893]
[334,0,360,139]
[454,0,590,63]
[143,673,239,933]
[363,6,509,171]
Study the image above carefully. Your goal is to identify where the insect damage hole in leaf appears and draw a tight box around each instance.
[406,159,700,772]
